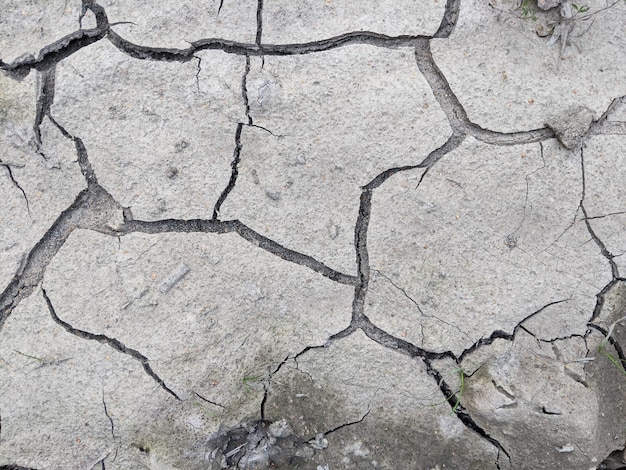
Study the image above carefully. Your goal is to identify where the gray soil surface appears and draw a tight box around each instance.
[1,0,625,469]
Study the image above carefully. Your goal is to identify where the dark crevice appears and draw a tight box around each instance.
[1,5,446,73]
[363,164,423,192]
[424,360,511,463]
[118,218,357,285]
[212,123,244,220]
[323,410,370,437]
[584,210,626,221]
[598,447,626,470]
[349,190,372,327]
[102,392,119,462]
[360,316,457,362]
[413,39,469,134]
[0,117,122,330]
[260,383,268,420]
[1,3,623,467]
[458,299,569,362]
[42,288,181,400]
[256,0,264,48]
[248,123,277,135]
[0,466,39,470]
[414,40,554,145]
[106,30,432,62]
[0,189,89,330]
[293,345,325,361]
[0,28,107,80]
[195,391,225,408]
[595,121,626,135]
[0,160,30,215]
[587,323,626,366]
[588,95,626,136]
[326,323,360,343]
[261,353,294,420]
[105,29,193,61]
[33,66,57,160]
[493,380,515,400]
[80,0,109,29]
[259,352,292,421]
[564,367,589,387]
[471,126,555,146]
[242,55,253,125]
[579,146,620,279]
[364,132,465,190]
[213,55,252,219]
[47,114,99,187]
[349,154,507,467]
[194,55,202,93]
[580,205,619,278]
[533,332,587,344]
[433,0,461,38]
[541,406,562,415]
[102,392,115,440]
[355,189,372,287]
[589,279,621,323]
[217,0,225,17]
[266,341,338,389]
[272,344,329,377]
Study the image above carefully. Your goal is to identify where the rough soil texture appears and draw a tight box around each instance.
[1,0,625,469]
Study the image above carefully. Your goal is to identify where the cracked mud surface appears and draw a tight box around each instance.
[1,0,625,468]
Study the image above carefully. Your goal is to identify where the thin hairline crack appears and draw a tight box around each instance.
[0,159,30,215]
[0,0,623,467]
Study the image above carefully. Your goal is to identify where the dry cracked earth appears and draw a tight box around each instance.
[1,0,626,469]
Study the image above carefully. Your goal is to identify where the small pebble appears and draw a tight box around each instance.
[165,166,179,179]
[266,189,281,201]
[174,140,189,152]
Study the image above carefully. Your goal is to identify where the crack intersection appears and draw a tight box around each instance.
[0,0,624,467]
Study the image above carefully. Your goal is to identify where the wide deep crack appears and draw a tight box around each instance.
[255,0,264,49]
[0,126,122,330]
[433,0,461,38]
[350,189,372,327]
[1,0,624,467]
[33,66,57,160]
[414,39,555,145]
[0,189,90,329]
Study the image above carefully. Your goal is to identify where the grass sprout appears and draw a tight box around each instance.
[431,368,465,414]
